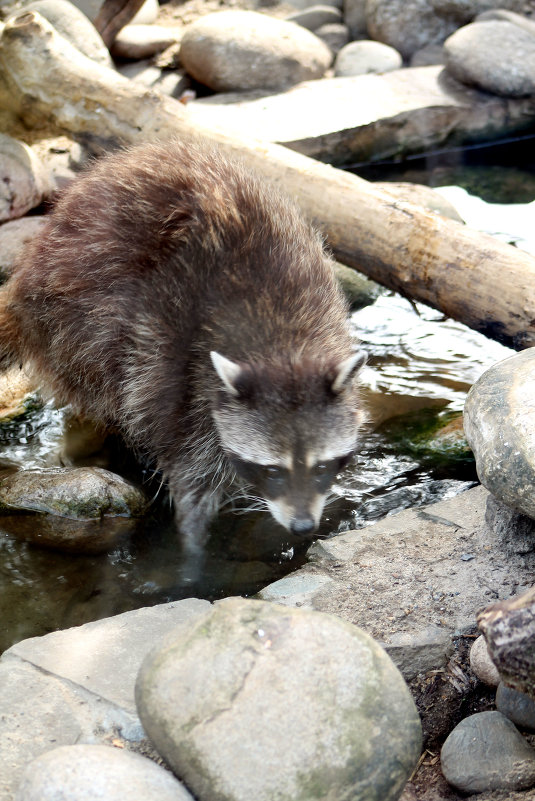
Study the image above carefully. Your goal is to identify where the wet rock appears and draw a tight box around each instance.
[365,0,526,60]
[0,135,51,221]
[179,10,332,91]
[464,348,535,518]
[343,0,367,38]
[334,263,382,309]
[469,634,500,686]
[334,39,403,76]
[0,216,47,282]
[111,24,184,60]
[441,711,535,793]
[136,597,422,801]
[15,744,193,801]
[0,366,37,421]
[23,0,112,66]
[0,466,146,519]
[444,21,535,97]
[285,5,342,31]
[496,683,535,732]
[314,22,350,53]
[117,60,191,99]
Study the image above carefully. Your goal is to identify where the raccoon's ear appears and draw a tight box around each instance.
[331,351,367,394]
[210,351,242,397]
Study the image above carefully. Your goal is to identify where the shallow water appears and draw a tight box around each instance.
[0,291,513,653]
[1,136,533,653]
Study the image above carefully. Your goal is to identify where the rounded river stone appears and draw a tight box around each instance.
[136,596,422,801]
[464,349,535,520]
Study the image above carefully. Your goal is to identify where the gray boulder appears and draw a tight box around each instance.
[314,22,351,53]
[136,597,422,801]
[444,20,535,97]
[366,0,526,60]
[15,744,194,801]
[334,40,403,76]
[441,711,535,793]
[464,348,535,519]
[179,10,332,92]
[23,0,112,66]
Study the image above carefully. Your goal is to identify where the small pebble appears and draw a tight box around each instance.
[469,634,500,687]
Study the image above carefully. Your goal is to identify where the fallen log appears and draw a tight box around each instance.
[478,587,535,698]
[1,12,535,349]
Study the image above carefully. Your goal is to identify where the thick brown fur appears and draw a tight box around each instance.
[0,139,361,542]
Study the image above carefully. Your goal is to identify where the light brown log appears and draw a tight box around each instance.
[478,587,535,698]
[1,12,535,349]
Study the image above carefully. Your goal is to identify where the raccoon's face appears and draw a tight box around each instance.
[210,351,366,536]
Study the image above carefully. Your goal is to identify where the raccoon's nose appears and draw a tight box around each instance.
[290,517,316,536]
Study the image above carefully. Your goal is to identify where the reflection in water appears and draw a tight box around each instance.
[0,292,513,653]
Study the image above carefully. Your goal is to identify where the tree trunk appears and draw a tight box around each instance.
[1,12,535,349]
[478,587,535,698]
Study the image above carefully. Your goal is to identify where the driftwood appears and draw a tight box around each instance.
[94,0,147,47]
[1,12,535,349]
[478,587,535,698]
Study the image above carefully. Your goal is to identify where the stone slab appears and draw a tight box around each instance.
[3,598,210,714]
[186,66,535,165]
[260,485,535,678]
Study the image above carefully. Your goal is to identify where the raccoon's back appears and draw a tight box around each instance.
[4,139,349,422]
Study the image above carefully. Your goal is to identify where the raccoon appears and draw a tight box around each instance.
[0,139,366,549]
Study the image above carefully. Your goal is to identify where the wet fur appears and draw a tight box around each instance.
[0,139,362,544]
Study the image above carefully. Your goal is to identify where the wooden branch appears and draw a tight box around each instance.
[94,0,148,47]
[478,587,535,697]
[1,12,535,349]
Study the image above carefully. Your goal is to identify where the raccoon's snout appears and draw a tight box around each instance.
[290,516,316,536]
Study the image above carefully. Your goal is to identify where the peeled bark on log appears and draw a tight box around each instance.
[478,587,535,698]
[1,12,535,349]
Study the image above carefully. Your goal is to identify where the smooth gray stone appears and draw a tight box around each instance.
[497,683,535,732]
[15,745,193,801]
[444,21,535,97]
[441,711,535,793]
[334,39,402,76]
[179,10,332,91]
[136,597,422,801]
[464,349,535,516]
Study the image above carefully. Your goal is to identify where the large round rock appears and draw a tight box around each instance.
[136,597,422,801]
[179,10,332,91]
[464,349,535,519]
[444,21,535,97]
